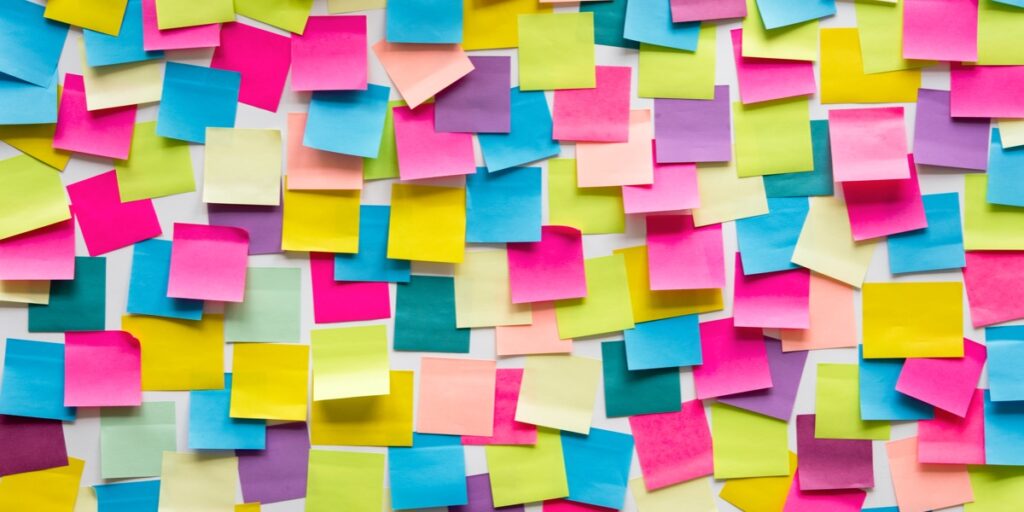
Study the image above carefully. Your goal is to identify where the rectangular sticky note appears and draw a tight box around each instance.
[122,314,223,390]
[862,282,964,358]
[115,121,196,201]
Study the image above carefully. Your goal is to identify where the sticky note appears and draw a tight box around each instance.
[95,480,161,512]
[282,185,360,254]
[141,0,220,51]
[622,158,700,214]
[553,66,629,142]
[463,0,550,50]
[843,157,927,241]
[167,223,249,302]
[562,429,634,509]
[0,155,70,241]
[547,159,625,234]
[68,170,162,256]
[862,282,963,358]
[897,339,986,417]
[454,250,531,327]
[231,344,308,421]
[576,110,653,187]
[155,0,234,29]
[387,0,461,43]
[672,0,745,22]
[719,453,796,512]
[394,275,467,352]
[628,400,712,490]
[951,64,1024,119]
[291,16,366,91]
[0,75,55,126]
[623,0,699,50]
[122,314,223,390]
[157,453,238,512]
[307,450,384,512]
[653,86,731,163]
[373,40,473,108]
[731,29,814,105]
[0,458,83,512]
[64,331,141,407]
[581,0,636,49]
[858,346,933,421]
[733,260,809,329]
[977,0,1024,65]
[918,388,985,464]
[0,339,74,421]
[311,371,413,447]
[968,465,1024,510]
[691,161,769,226]
[54,74,136,159]
[623,315,701,370]
[638,25,716,100]
[204,128,282,206]
[888,437,974,512]
[554,254,635,339]
[100,402,175,478]
[518,13,595,90]
[494,303,571,357]
[764,119,834,197]
[820,28,920,104]
[362,101,401,180]
[602,340,681,417]
[506,225,585,304]
[417,358,496,437]
[736,197,807,275]
[238,422,310,504]
[735,97,815,177]
[388,184,465,263]
[984,389,1024,465]
[287,113,363,190]
[389,434,468,509]
[28,256,106,333]
[334,205,409,282]
[156,62,240,143]
[987,327,1024,401]
[453,475,523,512]
[463,368,538,445]
[83,0,162,66]
[914,88,989,170]
[0,0,68,87]
[310,325,388,401]
[0,121,70,171]
[81,54,164,111]
[327,0,383,11]
[964,174,1024,250]
[304,84,390,158]
[790,195,877,287]
[126,240,203,320]
[902,0,977,62]
[756,0,834,29]
[829,107,909,181]
[207,206,277,254]
[0,415,68,477]
[189,374,265,450]
[741,0,817,61]
[795,415,873,490]
[855,0,930,74]
[615,245,725,322]
[486,428,568,506]
[466,166,541,243]
[782,472,866,512]
[435,55,511,133]
[516,355,600,434]
[719,339,807,420]
[115,121,196,201]
[711,402,789,479]
[478,87,560,172]
[0,217,74,281]
[815,364,891,440]
[0,281,50,305]
[225,267,300,342]
[989,130,1024,208]
[631,477,716,512]
[693,318,772,399]
[646,214,724,290]
[234,0,311,34]
[394,103,475,180]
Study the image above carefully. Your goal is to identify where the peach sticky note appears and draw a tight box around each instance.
[286,113,363,190]
[393,104,476,181]
[64,331,141,407]
[646,214,725,291]
[167,223,249,302]
[622,156,699,214]
[693,318,772,399]
[53,74,136,160]
[896,339,986,417]
[0,217,75,281]
[417,357,497,437]
[291,16,367,92]
[372,40,474,108]
[463,368,538,445]
[576,110,654,187]
[495,302,572,356]
[780,273,858,352]
[733,254,810,330]
[828,107,909,182]
[507,225,587,303]
[887,437,974,512]
[67,170,162,256]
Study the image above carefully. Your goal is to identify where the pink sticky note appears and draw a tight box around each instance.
[462,368,538,445]
[286,113,363,190]
[543,500,614,512]
[393,104,475,181]
[780,273,858,352]
[628,400,713,490]
[417,357,496,437]
[783,470,866,512]
[896,339,986,417]
[645,214,724,291]
[507,226,587,304]
[309,252,391,323]
[902,0,977,62]
[950,64,1024,118]
[167,223,249,302]
[887,437,974,512]
[576,110,654,187]
[842,155,927,241]
[671,0,746,22]
[552,65,631,142]
[291,16,367,92]
[828,107,909,182]
[963,251,1024,328]
[53,74,136,160]
[731,29,815,105]
[733,254,810,330]
[495,302,573,356]
[64,331,142,407]
[372,40,474,109]
[918,388,986,465]
[693,318,772,399]
[622,147,699,214]
[210,22,291,112]
[67,171,162,256]
[0,216,75,281]
[141,0,220,51]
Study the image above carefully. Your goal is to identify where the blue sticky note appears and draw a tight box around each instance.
[466,166,542,243]
[394,276,470,353]
[755,0,836,30]
[0,0,68,87]
[0,339,76,421]
[83,0,163,67]
[335,205,411,283]
[478,88,559,173]
[986,326,1024,402]
[995,0,1024,6]
[0,71,57,125]
[987,129,1024,207]
[95,480,160,512]
[127,240,204,321]
[764,119,834,198]
[156,62,240,143]
[887,193,965,275]
[29,256,106,333]
[984,390,1024,466]
[561,428,634,509]
[602,340,681,417]
[858,346,933,421]
[389,434,467,510]
[623,315,702,370]
[386,0,462,44]
[581,0,639,50]
[189,374,265,450]
[305,84,391,158]
[622,0,700,51]
[863,508,899,512]
[736,197,808,275]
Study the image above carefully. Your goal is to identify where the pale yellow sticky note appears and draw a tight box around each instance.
[122,314,224,391]
[454,249,532,328]
[281,178,361,253]
[554,254,635,339]
[311,370,414,447]
[311,325,390,401]
[791,195,877,288]
[328,0,385,12]
[203,128,282,206]
[741,0,818,61]
[733,97,814,177]
[548,158,625,235]
[638,24,716,99]
[74,487,97,512]
[820,28,920,104]
[855,0,931,73]
[0,280,50,304]
[45,0,127,35]
[614,245,724,323]
[630,477,716,512]
[691,161,768,227]
[157,452,237,512]
[231,343,309,421]
[719,453,797,512]
[999,119,1024,149]
[0,124,71,171]
[81,46,163,111]
[862,282,964,358]
[387,183,465,263]
[0,458,83,512]
[464,0,552,50]
[515,355,601,434]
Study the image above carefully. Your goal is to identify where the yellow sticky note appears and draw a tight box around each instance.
[281,179,361,253]
[719,452,797,512]
[0,155,70,241]
[638,24,716,99]
[157,452,237,511]
[820,28,920,104]
[454,249,532,328]
[711,403,789,479]
[862,282,964,358]
[614,245,724,323]
[964,174,1024,250]
[203,128,282,206]
[328,0,384,11]
[999,119,1024,149]
[691,161,768,226]
[115,121,196,201]
[231,343,309,421]
[0,458,83,512]
[74,487,97,512]
[122,314,225,391]
[733,98,814,177]
[791,195,878,288]
[311,325,390,401]
[515,355,601,434]
[464,0,551,50]
[82,56,163,111]
[234,0,312,34]
[311,370,414,447]
[236,505,260,512]
[968,465,1024,511]
[554,254,635,339]
[548,158,625,235]
[0,280,50,304]
[815,363,891,440]
[978,0,1024,65]
[307,450,385,512]
[485,428,569,506]
[741,0,818,61]
[387,184,465,263]
[0,124,71,171]
[855,0,931,73]
[518,13,596,91]
[631,477,716,512]
[45,0,127,35]
[156,0,235,29]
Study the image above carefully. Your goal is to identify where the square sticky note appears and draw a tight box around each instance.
[733,97,814,177]
[553,65,630,142]
[417,357,496,437]
[53,74,136,159]
[486,428,569,506]
[454,249,532,328]
[225,267,300,343]
[0,415,68,477]
[310,252,391,324]
[602,340,681,417]
[638,25,716,100]
[815,364,891,440]
[203,128,282,206]
[306,449,384,512]
[576,110,653,187]
[167,223,249,302]
[562,428,634,509]
[693,318,772,399]
[286,113,363,190]
[478,87,560,172]
[231,343,309,421]
[387,0,462,43]
[622,159,700,214]
[628,400,712,490]
[795,415,873,490]
[334,205,410,282]
[548,159,625,234]
[140,0,220,51]
[127,240,202,320]
[372,40,473,108]
[0,72,58,126]
[624,0,699,50]
[516,355,600,434]
[238,422,310,504]
[394,103,475,180]
[189,375,265,450]
[887,437,974,512]
[115,121,196,201]
[0,0,68,87]
[156,453,237,512]
[654,86,731,163]
[291,16,367,91]
[647,214,725,290]
[518,13,595,90]
[711,402,789,479]
[394,275,468,352]
[918,389,984,464]
[311,370,414,447]
[388,434,467,509]
[829,107,909,182]
[210,22,290,112]
[388,184,466,263]
[311,325,389,401]
[914,88,989,171]
[156,62,240,143]
[67,170,162,256]
[623,315,702,370]
[83,0,163,67]
[0,217,75,281]
[100,402,175,478]
[897,339,986,417]
[887,193,965,274]
[466,166,542,243]
[28,256,106,333]
[731,28,815,105]
[304,84,390,158]
[121,314,224,391]
[64,331,141,407]
[208,203,283,255]
[0,339,75,421]
[820,28,920,104]
[281,184,360,254]
[435,55,511,133]
[0,155,70,241]
[554,254,635,339]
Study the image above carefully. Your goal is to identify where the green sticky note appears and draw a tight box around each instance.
[601,340,681,417]
[394,275,470,352]
[100,401,177,479]
[638,24,716,99]
[0,154,70,240]
[311,325,390,401]
[854,0,931,74]
[155,0,234,30]
[815,364,891,440]
[224,267,301,343]
[518,13,595,91]
[733,97,814,177]
[548,159,625,235]
[978,0,1024,65]
[28,256,106,333]
[967,465,1024,512]
[740,0,817,61]
[711,403,790,479]
[363,101,402,181]
[964,174,1024,250]
[115,121,196,201]
[306,449,385,512]
[555,254,635,339]
[235,0,313,34]
[486,428,569,507]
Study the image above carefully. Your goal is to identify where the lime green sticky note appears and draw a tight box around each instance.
[235,0,313,34]
[741,0,818,61]
[155,0,235,30]
[964,174,1024,250]
[363,101,401,181]
[711,403,789,479]
[518,13,595,91]
[306,449,385,512]
[311,325,390,401]
[978,0,1024,65]
[554,254,635,339]
[638,24,715,100]
[115,121,196,202]
[485,428,569,507]
[815,364,891,440]
[855,0,931,73]
[224,267,301,343]
[548,159,625,235]
[0,155,71,240]
[733,98,814,177]
[967,465,1024,512]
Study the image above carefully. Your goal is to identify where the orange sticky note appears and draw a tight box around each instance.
[780,273,858,352]
[887,437,974,512]
[416,357,497,437]
[576,110,654,187]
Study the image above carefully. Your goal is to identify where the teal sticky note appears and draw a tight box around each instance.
[764,119,834,198]
[858,346,933,421]
[83,0,163,67]
[224,267,301,343]
[389,434,467,509]
[305,84,391,158]
[561,428,634,509]
[94,480,161,512]
[127,240,203,321]
[623,315,702,370]
[29,256,106,332]
[887,193,965,274]
[334,205,411,283]
[478,87,560,172]
[0,339,76,421]
[394,276,469,353]
[736,197,808,275]
[100,401,177,479]
[581,0,639,49]
[386,0,462,44]
[466,166,542,243]
[189,374,265,450]
[601,340,682,417]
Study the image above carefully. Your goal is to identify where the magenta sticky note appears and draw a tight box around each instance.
[53,74,136,160]
[902,0,977,62]
[0,216,75,281]
[392,104,475,181]
[897,339,986,417]
[795,415,874,490]
[67,171,162,256]
[842,155,927,241]
[671,0,745,22]
[628,400,713,490]
[462,368,537,446]
[950,64,1024,119]
[783,470,867,512]
[64,331,142,407]
[553,65,631,142]
[963,251,1024,328]
[733,254,810,330]
[645,214,724,291]
[310,252,391,323]
[918,388,985,464]
[622,150,699,214]
[507,225,587,304]
[167,222,249,302]
[719,339,807,421]
[210,22,291,112]
[731,29,815,105]
[291,16,367,92]
[141,0,220,51]
[693,318,773,399]
[829,107,909,182]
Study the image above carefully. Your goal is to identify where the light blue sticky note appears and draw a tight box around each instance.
[994,0,1024,7]
[83,0,163,67]
[94,480,161,512]
[189,374,265,450]
[127,240,204,321]
[987,129,1024,207]
[335,205,411,283]
[561,428,634,510]
[858,346,933,421]
[984,390,1024,466]
[736,197,808,275]
[581,0,639,50]
[305,84,391,158]
[622,0,700,51]
[755,0,836,30]
[388,434,467,510]
[863,508,899,512]
[0,71,57,125]
[0,0,68,87]
[887,193,965,275]
[466,166,542,243]
[0,339,76,421]
[156,62,240,143]
[478,87,560,173]
[386,0,462,44]
[986,326,1024,402]
[764,119,834,198]
[622,315,702,370]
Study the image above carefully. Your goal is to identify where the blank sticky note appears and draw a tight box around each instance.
[167,223,249,302]
[518,13,595,90]
[311,325,389,401]
[417,357,496,437]
[203,128,282,206]
[388,184,465,263]
[122,314,224,391]
[862,282,963,358]
[230,343,309,421]
[515,355,600,434]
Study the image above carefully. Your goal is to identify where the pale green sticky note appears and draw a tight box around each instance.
[967,465,1024,512]
[638,24,715,99]
[548,159,625,235]
[554,254,635,339]
[311,325,390,401]
[854,0,931,73]
[306,449,385,512]
[155,0,235,30]
[100,402,177,479]
[964,174,1024,250]
[115,121,196,201]
[741,0,818,61]
[235,0,313,34]
[224,267,301,343]
[978,0,1024,65]
[0,154,70,240]
[733,97,814,177]
[363,101,401,181]
[518,13,595,91]
[486,428,569,507]
[711,403,789,479]
[814,364,891,440]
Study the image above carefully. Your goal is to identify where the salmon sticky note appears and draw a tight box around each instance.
[462,368,538,445]
[576,110,654,187]
[887,437,974,512]
[417,357,496,437]
[167,223,249,302]
[828,107,909,182]
[507,225,586,303]
[372,40,474,108]
[693,318,772,399]
[646,214,724,291]
[64,331,141,407]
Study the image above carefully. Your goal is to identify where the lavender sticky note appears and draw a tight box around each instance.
[913,88,989,171]
[718,338,807,421]
[450,474,523,512]
[435,56,511,134]
[237,422,310,504]
[796,414,874,491]
[207,202,283,255]
[654,85,731,163]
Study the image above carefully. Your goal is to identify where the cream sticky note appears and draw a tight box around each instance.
[515,355,601,434]
[454,249,533,328]
[157,452,238,511]
[791,195,877,288]
[416,357,497,437]
[204,128,282,206]
[691,161,769,226]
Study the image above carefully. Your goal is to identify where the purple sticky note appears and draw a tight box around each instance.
[0,415,68,476]
[207,202,283,255]
[451,474,524,512]
[434,56,511,134]
[795,415,874,491]
[654,85,732,163]
[718,338,807,420]
[237,422,310,504]
[913,88,989,171]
